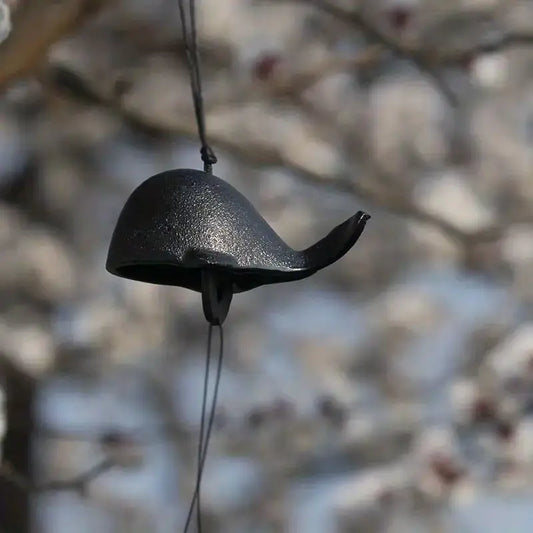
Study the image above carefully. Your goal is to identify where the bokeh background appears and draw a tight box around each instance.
[0,0,532,531]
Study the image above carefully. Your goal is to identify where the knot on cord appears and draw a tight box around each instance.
[201,145,217,173]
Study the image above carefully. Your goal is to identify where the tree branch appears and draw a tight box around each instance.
[205,45,383,111]
[299,0,459,105]
[0,0,114,89]
[0,458,115,494]
[435,31,533,63]
[294,0,533,104]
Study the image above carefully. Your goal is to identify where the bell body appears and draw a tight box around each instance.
[106,169,369,321]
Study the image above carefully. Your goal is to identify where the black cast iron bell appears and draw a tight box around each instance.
[106,169,370,325]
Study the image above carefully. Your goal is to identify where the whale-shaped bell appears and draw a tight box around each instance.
[106,169,370,324]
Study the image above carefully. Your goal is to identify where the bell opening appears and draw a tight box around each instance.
[115,264,202,290]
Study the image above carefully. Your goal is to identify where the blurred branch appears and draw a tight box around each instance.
[435,32,533,63]
[32,425,176,443]
[0,0,114,89]
[295,0,533,104]
[44,63,509,247]
[0,371,185,501]
[298,0,459,105]
[0,458,115,494]
[206,45,383,110]
[0,355,36,531]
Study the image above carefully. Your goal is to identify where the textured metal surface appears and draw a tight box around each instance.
[106,169,370,293]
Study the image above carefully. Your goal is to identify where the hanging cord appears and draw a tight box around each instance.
[178,0,218,174]
[183,324,224,532]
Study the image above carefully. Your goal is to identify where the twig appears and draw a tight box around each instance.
[31,424,177,443]
[205,45,383,111]
[294,0,533,103]
[298,0,459,106]
[434,32,533,64]
[36,459,114,493]
[0,458,115,494]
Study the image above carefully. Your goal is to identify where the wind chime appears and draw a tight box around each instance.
[106,0,370,530]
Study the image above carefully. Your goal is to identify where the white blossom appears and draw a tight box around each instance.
[0,1,11,44]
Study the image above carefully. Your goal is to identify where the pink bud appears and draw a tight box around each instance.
[253,53,281,81]
[385,6,412,32]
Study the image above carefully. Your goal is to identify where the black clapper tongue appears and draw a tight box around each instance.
[201,270,233,325]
